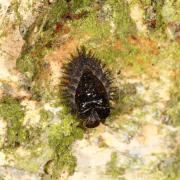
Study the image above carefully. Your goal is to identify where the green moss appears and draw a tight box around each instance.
[13,142,53,173]
[47,0,68,26]
[0,96,28,148]
[162,0,179,23]
[0,97,53,173]
[160,42,180,127]
[11,0,22,25]
[167,94,180,126]
[16,54,36,79]
[106,0,137,37]
[16,37,51,80]
[16,0,68,80]
[142,0,166,31]
[106,152,125,179]
[71,0,141,75]
[72,0,136,44]
[40,108,53,122]
[154,0,165,29]
[153,150,180,180]
[16,0,69,101]
[71,0,94,13]
[167,92,180,127]
[71,13,111,45]
[71,0,157,75]
[15,154,42,173]
[48,107,83,178]
[17,0,139,102]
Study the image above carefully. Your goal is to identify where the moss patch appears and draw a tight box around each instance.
[167,92,180,126]
[16,0,139,103]
[16,0,68,79]
[167,43,180,126]
[48,107,83,178]
[13,141,53,173]
[16,0,96,102]
[152,149,180,180]
[8,0,179,178]
[71,0,94,13]
[70,0,162,76]
[71,0,137,50]
[106,152,125,178]
[0,96,28,148]
[16,0,94,80]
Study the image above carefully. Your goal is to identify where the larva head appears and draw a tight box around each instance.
[84,109,100,128]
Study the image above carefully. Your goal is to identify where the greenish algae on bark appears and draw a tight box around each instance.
[106,152,125,179]
[48,107,83,178]
[0,96,28,148]
[0,0,179,179]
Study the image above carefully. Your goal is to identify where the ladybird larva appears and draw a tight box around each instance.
[61,47,114,128]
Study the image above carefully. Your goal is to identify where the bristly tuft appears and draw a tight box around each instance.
[60,46,117,128]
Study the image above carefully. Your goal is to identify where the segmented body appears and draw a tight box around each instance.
[61,47,113,128]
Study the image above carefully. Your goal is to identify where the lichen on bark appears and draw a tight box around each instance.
[0,0,180,179]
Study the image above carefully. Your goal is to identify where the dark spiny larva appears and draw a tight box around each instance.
[61,47,115,128]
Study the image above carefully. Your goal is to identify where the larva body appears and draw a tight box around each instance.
[61,47,114,128]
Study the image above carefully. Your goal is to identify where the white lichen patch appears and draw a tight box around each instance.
[162,0,178,23]
[0,151,6,166]
[44,103,62,115]
[22,100,41,127]
[70,127,113,180]
[71,119,173,179]
[128,124,167,156]
[0,166,40,180]
[15,146,31,158]
[44,102,61,124]
[0,30,24,83]
[128,2,148,34]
